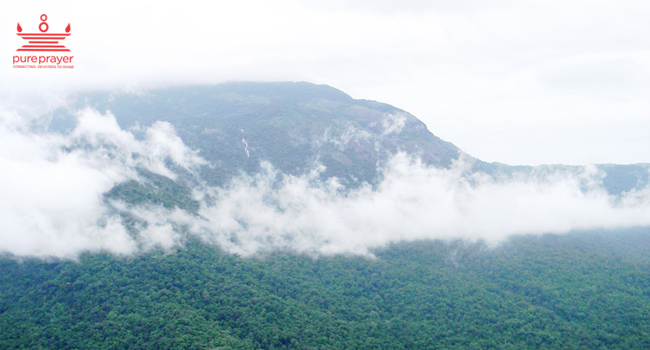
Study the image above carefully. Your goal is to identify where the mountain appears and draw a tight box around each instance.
[3,82,650,349]
[49,81,648,195]
[51,82,463,187]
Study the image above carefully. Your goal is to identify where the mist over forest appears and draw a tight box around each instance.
[2,82,650,349]
[1,82,649,258]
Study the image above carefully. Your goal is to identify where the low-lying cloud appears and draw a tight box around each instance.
[0,107,201,257]
[1,107,649,258]
[175,156,650,256]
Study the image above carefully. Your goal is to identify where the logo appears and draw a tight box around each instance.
[13,14,74,69]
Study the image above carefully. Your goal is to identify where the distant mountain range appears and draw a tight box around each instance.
[47,81,648,199]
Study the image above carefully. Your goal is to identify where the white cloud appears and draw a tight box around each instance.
[1,104,649,259]
[0,107,203,258]
[3,2,650,258]
[177,154,650,256]
[2,1,650,165]
[0,112,133,256]
[381,113,407,135]
[71,109,204,179]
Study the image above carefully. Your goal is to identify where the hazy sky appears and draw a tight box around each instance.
[2,0,650,165]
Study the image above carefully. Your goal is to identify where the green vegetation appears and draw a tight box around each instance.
[105,169,200,213]
[2,228,650,349]
[20,82,650,349]
[50,82,650,192]
[53,82,462,187]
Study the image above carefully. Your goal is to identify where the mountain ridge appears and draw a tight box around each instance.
[48,81,649,196]
[3,82,650,349]
[52,81,466,186]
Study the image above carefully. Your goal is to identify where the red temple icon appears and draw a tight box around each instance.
[16,14,71,52]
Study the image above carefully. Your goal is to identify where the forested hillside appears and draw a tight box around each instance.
[51,82,463,187]
[3,82,650,349]
[2,228,650,349]
[51,82,649,196]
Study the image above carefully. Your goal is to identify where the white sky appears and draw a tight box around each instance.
[2,0,650,166]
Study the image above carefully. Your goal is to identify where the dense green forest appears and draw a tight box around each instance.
[6,83,647,349]
[2,228,650,349]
